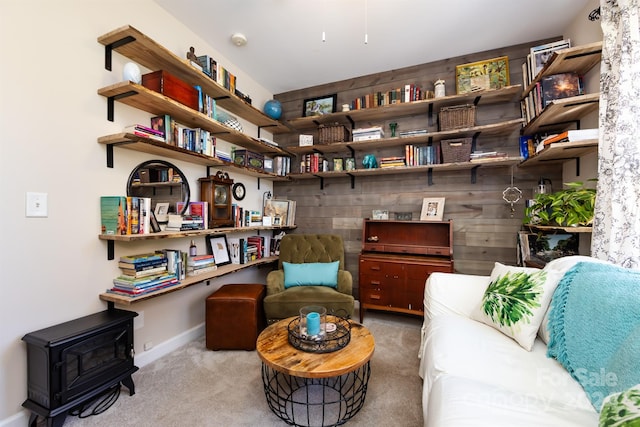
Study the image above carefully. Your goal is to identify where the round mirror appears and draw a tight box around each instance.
[126,160,190,217]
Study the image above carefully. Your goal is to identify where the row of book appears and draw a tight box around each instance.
[148,114,216,157]
[100,196,152,235]
[520,39,585,126]
[191,54,241,101]
[107,250,220,297]
[349,84,432,110]
[227,234,284,265]
[404,144,442,166]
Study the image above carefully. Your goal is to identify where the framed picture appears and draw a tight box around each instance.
[455,56,510,94]
[420,197,446,221]
[206,235,231,266]
[372,210,389,220]
[530,39,571,78]
[303,94,337,117]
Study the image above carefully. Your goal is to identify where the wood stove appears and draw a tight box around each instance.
[22,308,138,427]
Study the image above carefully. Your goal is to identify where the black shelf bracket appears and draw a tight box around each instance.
[319,176,324,190]
[257,124,277,139]
[470,165,480,184]
[347,173,355,189]
[471,131,481,152]
[257,177,261,190]
[107,241,115,260]
[107,144,114,168]
[346,146,355,158]
[107,91,138,122]
[104,35,136,71]
[427,168,433,186]
[345,115,355,129]
[213,95,231,101]
[575,157,581,176]
[473,95,482,106]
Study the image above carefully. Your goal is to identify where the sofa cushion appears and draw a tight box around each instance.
[283,261,339,288]
[426,374,598,427]
[470,262,563,351]
[421,312,594,412]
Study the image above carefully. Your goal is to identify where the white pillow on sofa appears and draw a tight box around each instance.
[537,256,612,344]
[471,262,563,351]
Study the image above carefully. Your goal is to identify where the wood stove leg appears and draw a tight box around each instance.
[121,375,136,396]
[48,412,68,427]
[28,412,38,427]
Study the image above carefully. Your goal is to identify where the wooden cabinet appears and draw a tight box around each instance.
[359,220,454,321]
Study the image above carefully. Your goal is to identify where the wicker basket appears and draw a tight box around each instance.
[441,138,472,163]
[318,123,351,144]
[438,104,476,131]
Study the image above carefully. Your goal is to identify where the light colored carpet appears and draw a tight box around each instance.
[62,311,423,427]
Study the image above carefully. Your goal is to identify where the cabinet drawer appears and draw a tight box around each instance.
[426,247,450,256]
[360,260,404,277]
[359,288,392,306]
[363,243,385,252]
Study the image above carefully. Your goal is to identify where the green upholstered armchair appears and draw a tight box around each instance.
[263,234,354,322]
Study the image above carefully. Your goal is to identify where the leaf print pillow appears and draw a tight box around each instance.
[599,385,640,426]
[471,262,563,351]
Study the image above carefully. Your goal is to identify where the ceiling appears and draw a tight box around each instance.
[154,0,593,95]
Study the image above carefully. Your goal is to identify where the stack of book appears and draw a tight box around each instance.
[399,129,428,138]
[352,126,384,141]
[404,144,441,166]
[469,151,507,162]
[379,156,406,168]
[108,252,178,297]
[124,124,165,142]
[186,254,217,277]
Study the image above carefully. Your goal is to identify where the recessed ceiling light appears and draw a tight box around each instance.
[231,33,248,47]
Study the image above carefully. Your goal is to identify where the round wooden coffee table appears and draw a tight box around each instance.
[256,317,375,427]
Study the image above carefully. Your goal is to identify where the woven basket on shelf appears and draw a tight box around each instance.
[438,104,476,131]
[441,138,473,163]
[318,123,351,144]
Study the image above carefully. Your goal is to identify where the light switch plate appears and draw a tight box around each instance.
[26,192,48,217]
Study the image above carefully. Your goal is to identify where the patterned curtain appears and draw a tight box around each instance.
[591,0,640,268]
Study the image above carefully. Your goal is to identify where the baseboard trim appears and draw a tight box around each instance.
[1,323,206,427]
[135,322,205,368]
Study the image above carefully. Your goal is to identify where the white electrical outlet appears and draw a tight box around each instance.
[26,192,48,217]
[144,341,154,351]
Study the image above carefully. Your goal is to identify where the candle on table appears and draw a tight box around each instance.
[306,312,320,336]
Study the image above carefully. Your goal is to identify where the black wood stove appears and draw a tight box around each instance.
[22,308,138,427]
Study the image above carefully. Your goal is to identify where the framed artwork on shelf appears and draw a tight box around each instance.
[372,210,389,220]
[455,56,510,94]
[420,197,446,221]
[206,234,231,266]
[530,39,571,78]
[303,94,337,117]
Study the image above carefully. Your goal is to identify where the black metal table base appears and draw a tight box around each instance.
[261,362,371,427]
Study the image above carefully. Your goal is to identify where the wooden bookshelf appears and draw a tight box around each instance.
[521,93,600,135]
[98,82,291,156]
[98,133,292,180]
[287,85,522,132]
[98,25,290,134]
[99,225,296,242]
[520,139,598,167]
[99,256,279,306]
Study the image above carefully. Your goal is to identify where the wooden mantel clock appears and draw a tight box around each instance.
[199,171,234,228]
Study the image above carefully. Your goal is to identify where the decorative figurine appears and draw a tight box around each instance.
[389,122,398,137]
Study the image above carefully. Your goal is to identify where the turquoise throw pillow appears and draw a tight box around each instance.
[283,261,339,289]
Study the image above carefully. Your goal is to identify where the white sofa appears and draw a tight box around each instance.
[418,257,603,427]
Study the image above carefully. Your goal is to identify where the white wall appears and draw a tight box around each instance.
[562,0,603,187]
[0,1,273,424]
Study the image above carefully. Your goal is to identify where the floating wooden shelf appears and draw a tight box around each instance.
[99,225,296,242]
[522,41,603,98]
[98,133,291,180]
[524,224,592,233]
[287,119,523,156]
[521,93,600,135]
[99,256,279,306]
[519,139,598,167]
[98,25,290,134]
[98,83,291,157]
[287,85,522,131]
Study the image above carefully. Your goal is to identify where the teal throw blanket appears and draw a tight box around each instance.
[547,261,640,411]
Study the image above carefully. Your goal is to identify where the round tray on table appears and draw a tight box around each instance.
[287,314,351,353]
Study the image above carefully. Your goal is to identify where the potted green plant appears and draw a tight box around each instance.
[524,181,596,227]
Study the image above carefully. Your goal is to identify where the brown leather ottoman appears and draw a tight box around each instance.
[205,283,266,350]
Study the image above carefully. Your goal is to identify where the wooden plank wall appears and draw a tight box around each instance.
[272,38,563,298]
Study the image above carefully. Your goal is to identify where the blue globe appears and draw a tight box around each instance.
[263,99,282,120]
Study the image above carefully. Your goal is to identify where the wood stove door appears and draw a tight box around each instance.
[58,321,134,405]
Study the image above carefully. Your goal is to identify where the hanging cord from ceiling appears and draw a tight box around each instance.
[589,7,601,21]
